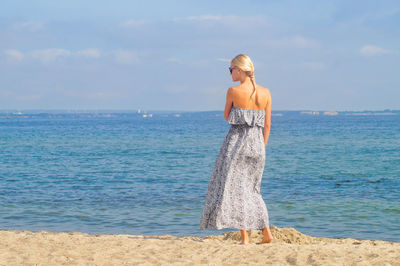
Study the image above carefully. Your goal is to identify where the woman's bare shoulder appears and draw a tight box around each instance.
[256,85,271,96]
[229,85,242,91]
[228,85,245,96]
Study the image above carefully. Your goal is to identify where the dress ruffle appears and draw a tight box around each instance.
[228,106,265,128]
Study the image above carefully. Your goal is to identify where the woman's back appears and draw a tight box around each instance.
[229,84,270,110]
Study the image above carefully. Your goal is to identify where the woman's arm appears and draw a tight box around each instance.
[224,87,233,120]
[263,90,271,146]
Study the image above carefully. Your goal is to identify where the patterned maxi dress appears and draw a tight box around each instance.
[200,105,270,230]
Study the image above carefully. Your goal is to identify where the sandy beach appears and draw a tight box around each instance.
[0,226,399,265]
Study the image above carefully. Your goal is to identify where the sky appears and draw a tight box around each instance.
[1,0,399,111]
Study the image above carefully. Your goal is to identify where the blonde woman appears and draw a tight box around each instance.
[200,54,273,245]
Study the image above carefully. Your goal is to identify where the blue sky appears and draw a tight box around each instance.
[1,0,399,111]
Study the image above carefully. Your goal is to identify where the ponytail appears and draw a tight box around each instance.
[247,71,258,105]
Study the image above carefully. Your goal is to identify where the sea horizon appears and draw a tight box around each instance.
[1,108,399,114]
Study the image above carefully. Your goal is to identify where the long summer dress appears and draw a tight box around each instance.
[200,105,270,230]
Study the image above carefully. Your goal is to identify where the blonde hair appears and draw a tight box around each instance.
[230,54,258,104]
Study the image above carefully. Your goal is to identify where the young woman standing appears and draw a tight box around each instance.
[200,54,273,245]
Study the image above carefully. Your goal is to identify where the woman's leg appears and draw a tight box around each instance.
[240,229,249,245]
[257,227,273,244]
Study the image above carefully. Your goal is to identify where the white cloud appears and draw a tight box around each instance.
[359,45,396,56]
[120,15,225,28]
[267,36,320,49]
[119,15,268,34]
[217,58,231,63]
[171,14,268,28]
[171,15,223,22]
[121,14,267,27]
[30,48,71,64]
[76,48,101,58]
[112,49,140,64]
[13,22,44,32]
[3,49,24,63]
[292,36,319,48]
[4,48,142,64]
[120,19,151,28]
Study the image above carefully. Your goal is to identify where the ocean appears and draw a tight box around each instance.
[0,110,399,242]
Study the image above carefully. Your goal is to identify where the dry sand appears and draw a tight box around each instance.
[0,225,399,265]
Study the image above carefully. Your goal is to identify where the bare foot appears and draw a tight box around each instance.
[256,237,273,244]
[257,227,273,244]
[240,229,250,245]
[240,236,250,245]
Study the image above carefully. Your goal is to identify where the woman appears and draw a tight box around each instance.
[200,54,273,245]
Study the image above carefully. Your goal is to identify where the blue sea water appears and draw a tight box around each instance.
[0,110,399,242]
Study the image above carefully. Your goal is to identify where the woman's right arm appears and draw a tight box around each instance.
[224,87,233,121]
[263,90,271,146]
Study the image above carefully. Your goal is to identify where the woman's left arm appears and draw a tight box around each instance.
[263,90,272,146]
[224,87,233,120]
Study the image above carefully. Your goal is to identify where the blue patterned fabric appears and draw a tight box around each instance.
[200,106,269,230]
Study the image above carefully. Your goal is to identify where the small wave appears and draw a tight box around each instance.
[383,208,400,214]
[365,178,385,184]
